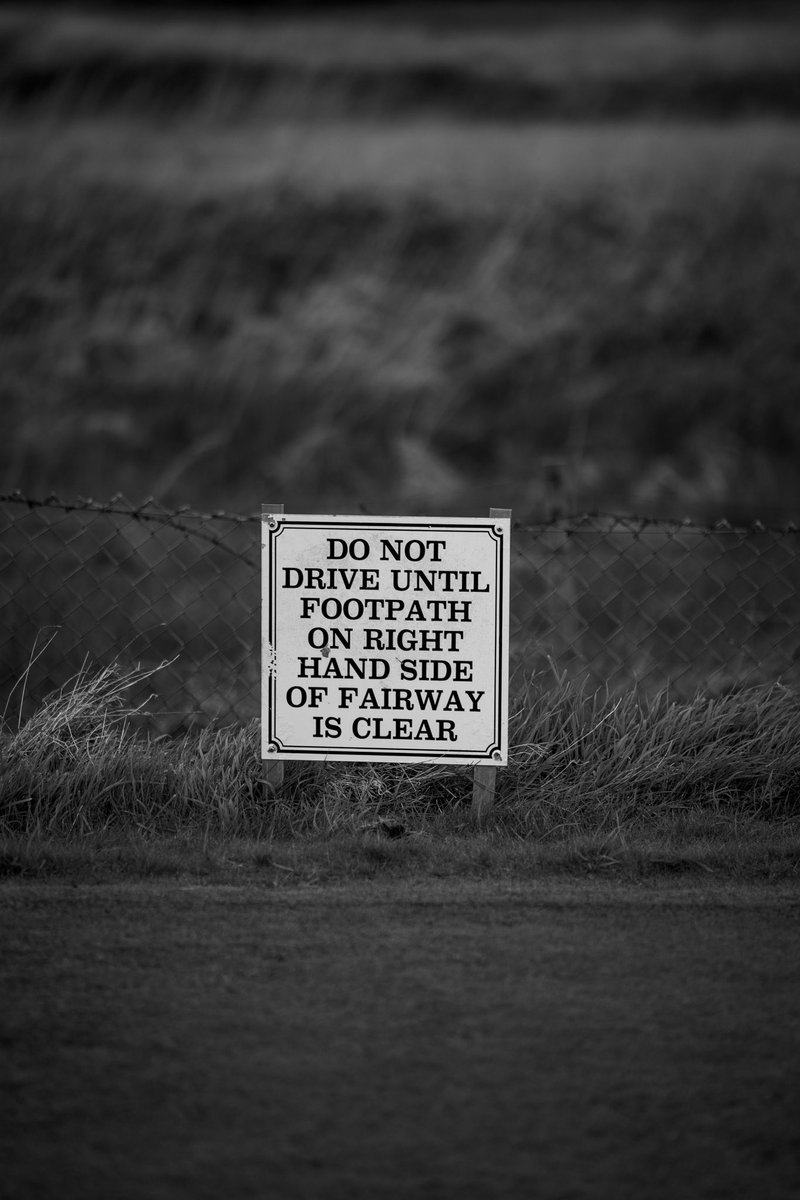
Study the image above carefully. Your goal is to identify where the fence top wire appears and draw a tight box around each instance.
[0,491,260,524]
[2,493,799,538]
[0,491,261,564]
[514,512,800,537]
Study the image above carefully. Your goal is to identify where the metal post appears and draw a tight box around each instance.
[471,507,511,826]
[262,503,284,797]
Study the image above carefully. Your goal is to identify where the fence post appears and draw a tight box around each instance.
[471,507,512,827]
[262,503,284,799]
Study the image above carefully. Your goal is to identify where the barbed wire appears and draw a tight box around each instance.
[0,490,260,523]
[3,491,799,537]
[0,491,261,565]
[514,512,800,537]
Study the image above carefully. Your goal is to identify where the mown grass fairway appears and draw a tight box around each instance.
[3,877,799,1200]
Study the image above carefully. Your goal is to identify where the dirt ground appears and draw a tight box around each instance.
[2,877,799,1200]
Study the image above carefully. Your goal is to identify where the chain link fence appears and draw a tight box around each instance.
[2,493,799,733]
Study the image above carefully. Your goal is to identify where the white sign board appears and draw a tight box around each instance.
[262,515,510,765]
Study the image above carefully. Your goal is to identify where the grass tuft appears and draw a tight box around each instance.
[503,671,800,837]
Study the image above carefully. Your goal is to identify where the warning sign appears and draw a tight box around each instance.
[262,515,510,764]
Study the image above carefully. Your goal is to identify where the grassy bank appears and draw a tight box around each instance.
[4,128,799,521]
[2,7,800,520]
[1,661,798,879]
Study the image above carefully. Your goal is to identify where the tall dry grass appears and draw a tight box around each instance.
[2,660,798,844]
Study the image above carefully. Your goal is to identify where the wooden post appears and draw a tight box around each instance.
[262,503,284,798]
[472,764,497,826]
[471,507,512,826]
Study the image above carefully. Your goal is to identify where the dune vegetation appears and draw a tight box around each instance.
[1,5,800,522]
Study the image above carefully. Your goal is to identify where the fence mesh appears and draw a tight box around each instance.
[2,493,799,732]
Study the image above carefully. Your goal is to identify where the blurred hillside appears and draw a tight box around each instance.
[4,5,800,120]
[2,5,800,521]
